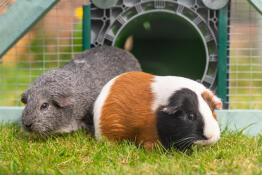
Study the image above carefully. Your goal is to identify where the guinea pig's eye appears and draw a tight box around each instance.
[21,93,27,104]
[40,103,49,110]
[188,113,195,120]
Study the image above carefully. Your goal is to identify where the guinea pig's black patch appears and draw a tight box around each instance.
[156,88,206,151]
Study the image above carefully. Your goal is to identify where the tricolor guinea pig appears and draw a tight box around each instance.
[93,72,222,151]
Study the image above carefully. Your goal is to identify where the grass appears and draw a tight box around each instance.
[0,123,261,175]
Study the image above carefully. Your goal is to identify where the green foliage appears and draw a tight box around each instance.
[0,123,261,175]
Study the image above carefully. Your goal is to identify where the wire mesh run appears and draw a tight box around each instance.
[0,0,89,106]
[0,0,16,16]
[1,0,262,110]
[229,0,262,109]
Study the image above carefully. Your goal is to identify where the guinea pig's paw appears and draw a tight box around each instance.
[143,141,156,152]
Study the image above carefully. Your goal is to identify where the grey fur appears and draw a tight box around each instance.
[21,46,141,134]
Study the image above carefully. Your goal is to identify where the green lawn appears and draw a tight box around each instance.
[0,123,261,175]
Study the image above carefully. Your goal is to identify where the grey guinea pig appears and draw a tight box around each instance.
[21,46,142,135]
[93,72,222,151]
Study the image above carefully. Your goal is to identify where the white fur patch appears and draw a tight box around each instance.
[93,75,119,140]
[196,94,220,145]
[151,75,220,145]
[151,76,207,111]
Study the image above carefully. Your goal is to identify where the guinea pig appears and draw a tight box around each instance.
[21,46,141,135]
[93,71,222,151]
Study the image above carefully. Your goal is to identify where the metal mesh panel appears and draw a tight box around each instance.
[1,0,262,109]
[0,0,89,106]
[0,0,16,16]
[229,0,262,109]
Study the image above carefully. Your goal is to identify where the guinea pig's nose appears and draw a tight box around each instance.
[23,122,33,131]
[25,123,32,128]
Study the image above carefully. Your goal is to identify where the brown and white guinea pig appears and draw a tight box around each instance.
[93,72,222,151]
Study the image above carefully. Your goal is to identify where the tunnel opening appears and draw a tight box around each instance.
[114,12,207,81]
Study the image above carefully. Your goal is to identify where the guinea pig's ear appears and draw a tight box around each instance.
[161,105,179,115]
[201,91,223,110]
[213,95,223,109]
[52,96,73,108]
[21,93,27,104]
